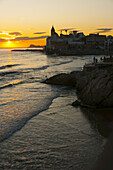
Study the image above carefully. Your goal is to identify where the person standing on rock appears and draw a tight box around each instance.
[93,57,96,63]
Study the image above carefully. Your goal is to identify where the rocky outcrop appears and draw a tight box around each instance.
[75,68,113,107]
[43,63,113,108]
[43,73,75,86]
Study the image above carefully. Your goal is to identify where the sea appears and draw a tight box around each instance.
[0,48,111,169]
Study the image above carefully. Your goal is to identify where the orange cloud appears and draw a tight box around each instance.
[9,32,22,36]
[33,32,46,34]
[12,36,49,41]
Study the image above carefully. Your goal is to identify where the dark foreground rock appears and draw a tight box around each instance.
[43,63,113,108]
[72,100,81,107]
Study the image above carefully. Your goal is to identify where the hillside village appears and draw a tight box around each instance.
[46,26,113,55]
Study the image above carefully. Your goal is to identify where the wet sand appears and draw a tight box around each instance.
[0,87,106,170]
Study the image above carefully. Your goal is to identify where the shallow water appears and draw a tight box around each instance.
[0,49,112,169]
[0,49,93,142]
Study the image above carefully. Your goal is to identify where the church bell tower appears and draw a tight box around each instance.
[51,26,55,36]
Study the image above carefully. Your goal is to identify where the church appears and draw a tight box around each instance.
[46,26,85,54]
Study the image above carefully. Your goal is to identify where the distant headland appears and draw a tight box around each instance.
[12,44,46,52]
[29,44,45,48]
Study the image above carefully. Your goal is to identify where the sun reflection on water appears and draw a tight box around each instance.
[8,49,13,66]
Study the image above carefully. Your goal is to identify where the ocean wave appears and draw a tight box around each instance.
[0,70,30,77]
[0,79,25,90]
[0,71,20,76]
[0,64,20,70]
[51,60,73,67]
[0,89,61,143]
[33,65,50,71]
[37,60,73,69]
[26,61,73,72]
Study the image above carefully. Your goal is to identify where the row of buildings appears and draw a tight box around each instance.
[46,26,113,55]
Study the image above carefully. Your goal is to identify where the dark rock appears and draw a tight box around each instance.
[42,73,76,86]
[72,100,81,107]
[42,63,113,108]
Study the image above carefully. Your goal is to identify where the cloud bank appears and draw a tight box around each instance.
[96,28,113,33]
[9,32,22,36]
[13,36,49,41]
[0,36,49,42]
[0,39,6,42]
[33,32,46,34]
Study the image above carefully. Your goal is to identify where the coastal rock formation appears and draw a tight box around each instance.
[75,68,113,107]
[43,63,113,108]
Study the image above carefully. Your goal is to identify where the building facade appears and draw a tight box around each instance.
[46,26,112,55]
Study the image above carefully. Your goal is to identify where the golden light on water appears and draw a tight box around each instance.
[8,60,13,65]
[8,49,13,65]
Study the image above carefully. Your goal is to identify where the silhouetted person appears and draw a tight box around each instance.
[100,57,103,61]
[95,58,98,63]
[93,57,96,63]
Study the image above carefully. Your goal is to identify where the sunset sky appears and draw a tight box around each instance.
[0,0,113,48]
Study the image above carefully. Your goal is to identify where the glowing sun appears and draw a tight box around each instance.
[5,40,15,48]
[8,41,11,44]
